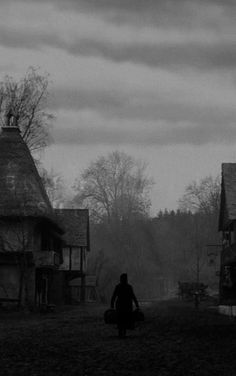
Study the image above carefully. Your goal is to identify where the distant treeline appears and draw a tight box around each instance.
[87,209,221,303]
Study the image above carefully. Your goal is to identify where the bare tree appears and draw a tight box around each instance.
[178,175,221,215]
[0,67,53,153]
[39,167,68,208]
[73,151,154,222]
[178,176,221,287]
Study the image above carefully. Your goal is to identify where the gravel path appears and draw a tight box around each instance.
[0,300,235,376]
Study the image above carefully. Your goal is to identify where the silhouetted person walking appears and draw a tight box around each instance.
[111,273,139,338]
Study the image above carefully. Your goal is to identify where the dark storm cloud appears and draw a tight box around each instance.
[0,0,235,70]
[17,0,236,7]
[30,0,236,31]
[65,40,236,70]
[54,122,236,146]
[49,88,128,112]
[1,0,235,148]
[0,26,60,51]
[60,0,236,10]
[49,87,236,128]
[110,103,236,127]
[0,24,236,70]
[49,86,236,128]
[22,0,236,16]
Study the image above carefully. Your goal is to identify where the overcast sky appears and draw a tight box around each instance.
[1,0,236,213]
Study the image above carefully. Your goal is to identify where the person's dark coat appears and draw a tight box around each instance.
[110,274,139,330]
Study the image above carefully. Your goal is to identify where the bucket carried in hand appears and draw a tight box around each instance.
[132,308,145,322]
[104,308,117,324]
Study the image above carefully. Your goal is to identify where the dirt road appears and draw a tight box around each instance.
[0,300,236,376]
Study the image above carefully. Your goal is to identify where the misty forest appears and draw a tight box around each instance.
[78,172,221,302]
[49,138,221,304]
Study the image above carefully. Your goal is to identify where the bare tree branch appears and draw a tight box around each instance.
[72,150,154,223]
[0,67,53,153]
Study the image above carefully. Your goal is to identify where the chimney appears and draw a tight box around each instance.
[2,110,20,131]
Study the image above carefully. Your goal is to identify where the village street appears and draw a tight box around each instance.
[0,300,236,376]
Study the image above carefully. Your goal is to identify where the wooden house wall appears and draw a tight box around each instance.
[0,263,35,304]
[0,218,57,306]
[0,218,35,252]
[0,265,20,299]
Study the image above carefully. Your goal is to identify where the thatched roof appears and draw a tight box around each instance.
[54,209,90,249]
[219,163,236,231]
[0,126,62,231]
